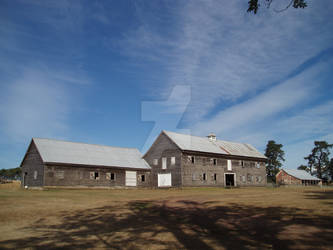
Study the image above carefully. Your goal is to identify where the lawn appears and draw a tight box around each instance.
[0,183,332,249]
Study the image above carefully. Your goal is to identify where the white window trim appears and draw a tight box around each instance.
[162,157,167,169]
[171,157,176,166]
[227,160,232,171]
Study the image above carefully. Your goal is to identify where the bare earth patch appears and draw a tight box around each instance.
[0,184,332,249]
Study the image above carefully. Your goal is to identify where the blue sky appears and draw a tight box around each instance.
[0,0,333,169]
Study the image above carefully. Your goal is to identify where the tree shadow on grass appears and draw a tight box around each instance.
[0,200,332,249]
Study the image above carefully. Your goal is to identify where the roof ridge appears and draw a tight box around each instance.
[163,130,250,146]
[32,137,139,151]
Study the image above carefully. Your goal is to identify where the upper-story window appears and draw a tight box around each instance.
[171,157,176,165]
[256,162,260,168]
[240,160,244,167]
[187,156,195,164]
[162,157,167,169]
[211,158,217,165]
[153,159,158,165]
[227,160,232,171]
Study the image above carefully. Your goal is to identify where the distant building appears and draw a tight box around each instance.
[276,169,321,186]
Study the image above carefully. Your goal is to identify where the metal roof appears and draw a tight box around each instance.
[163,131,266,159]
[283,169,320,181]
[32,138,151,170]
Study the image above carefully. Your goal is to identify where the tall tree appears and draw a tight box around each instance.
[247,0,307,14]
[265,140,285,177]
[304,141,333,179]
[327,158,333,181]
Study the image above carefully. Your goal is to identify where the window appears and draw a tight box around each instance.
[211,158,217,165]
[214,173,217,181]
[162,157,167,169]
[106,172,115,180]
[256,162,260,168]
[153,159,158,165]
[227,160,232,171]
[171,157,176,165]
[242,175,246,183]
[141,175,145,182]
[240,160,244,167]
[247,174,251,182]
[191,156,195,164]
[33,171,38,180]
[55,170,64,179]
[203,173,207,181]
[92,172,99,180]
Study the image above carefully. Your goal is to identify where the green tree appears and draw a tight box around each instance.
[304,141,333,179]
[297,164,309,172]
[0,167,21,180]
[265,140,285,177]
[327,158,333,181]
[247,0,307,14]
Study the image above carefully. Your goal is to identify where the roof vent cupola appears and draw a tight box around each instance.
[207,133,216,142]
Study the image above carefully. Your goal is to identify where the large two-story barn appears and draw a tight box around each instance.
[144,131,267,188]
[21,131,267,188]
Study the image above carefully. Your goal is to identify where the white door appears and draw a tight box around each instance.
[158,173,171,187]
[126,171,137,186]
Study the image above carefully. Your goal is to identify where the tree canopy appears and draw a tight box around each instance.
[303,141,333,179]
[265,140,285,177]
[0,167,21,180]
[247,0,307,14]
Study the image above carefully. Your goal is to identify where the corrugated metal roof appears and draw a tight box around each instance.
[163,131,266,159]
[283,169,320,181]
[33,138,150,169]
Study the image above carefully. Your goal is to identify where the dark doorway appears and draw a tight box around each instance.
[225,174,235,187]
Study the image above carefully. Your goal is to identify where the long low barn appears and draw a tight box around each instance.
[21,138,151,188]
[276,169,321,185]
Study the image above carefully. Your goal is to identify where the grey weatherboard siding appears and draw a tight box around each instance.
[20,131,267,188]
[144,131,267,187]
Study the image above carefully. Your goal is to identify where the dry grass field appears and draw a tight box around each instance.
[0,182,333,249]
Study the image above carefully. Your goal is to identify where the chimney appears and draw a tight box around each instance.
[207,133,216,142]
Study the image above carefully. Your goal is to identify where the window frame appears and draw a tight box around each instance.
[171,156,176,166]
[162,157,167,169]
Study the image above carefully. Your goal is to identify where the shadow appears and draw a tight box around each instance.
[304,190,333,203]
[1,200,333,249]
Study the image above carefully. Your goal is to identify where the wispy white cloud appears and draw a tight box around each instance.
[121,0,333,121]
[0,68,73,143]
[192,59,331,138]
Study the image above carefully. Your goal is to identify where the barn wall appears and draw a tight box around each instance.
[276,170,302,185]
[143,133,182,187]
[44,165,151,187]
[181,152,267,187]
[21,141,44,187]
